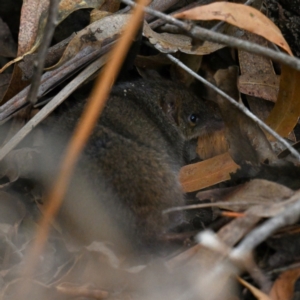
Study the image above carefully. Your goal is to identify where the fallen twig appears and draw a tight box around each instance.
[26,0,60,105]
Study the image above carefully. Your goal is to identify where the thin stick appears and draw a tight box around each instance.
[163,201,262,214]
[26,0,60,104]
[232,191,300,259]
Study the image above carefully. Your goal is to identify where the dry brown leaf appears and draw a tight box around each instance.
[47,14,130,69]
[18,0,49,56]
[179,152,239,192]
[238,74,279,102]
[143,21,225,55]
[238,32,279,103]
[174,2,292,55]
[238,31,279,144]
[239,32,275,76]
[0,0,49,101]
[266,65,300,139]
[236,31,294,140]
[238,277,271,300]
[196,179,293,212]
[269,268,300,300]
[0,0,49,77]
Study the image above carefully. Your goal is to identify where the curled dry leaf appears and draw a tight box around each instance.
[269,268,300,300]
[174,2,292,55]
[266,65,300,140]
[143,21,225,55]
[48,14,130,69]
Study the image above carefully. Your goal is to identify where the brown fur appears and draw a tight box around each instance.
[42,79,222,255]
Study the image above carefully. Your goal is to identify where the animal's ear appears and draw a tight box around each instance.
[160,95,179,125]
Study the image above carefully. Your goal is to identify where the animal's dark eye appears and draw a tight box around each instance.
[189,114,200,124]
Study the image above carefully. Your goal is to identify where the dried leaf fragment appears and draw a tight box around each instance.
[143,21,225,55]
[48,14,130,69]
[238,73,279,102]
[180,152,239,192]
[269,268,300,300]
[266,65,300,139]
